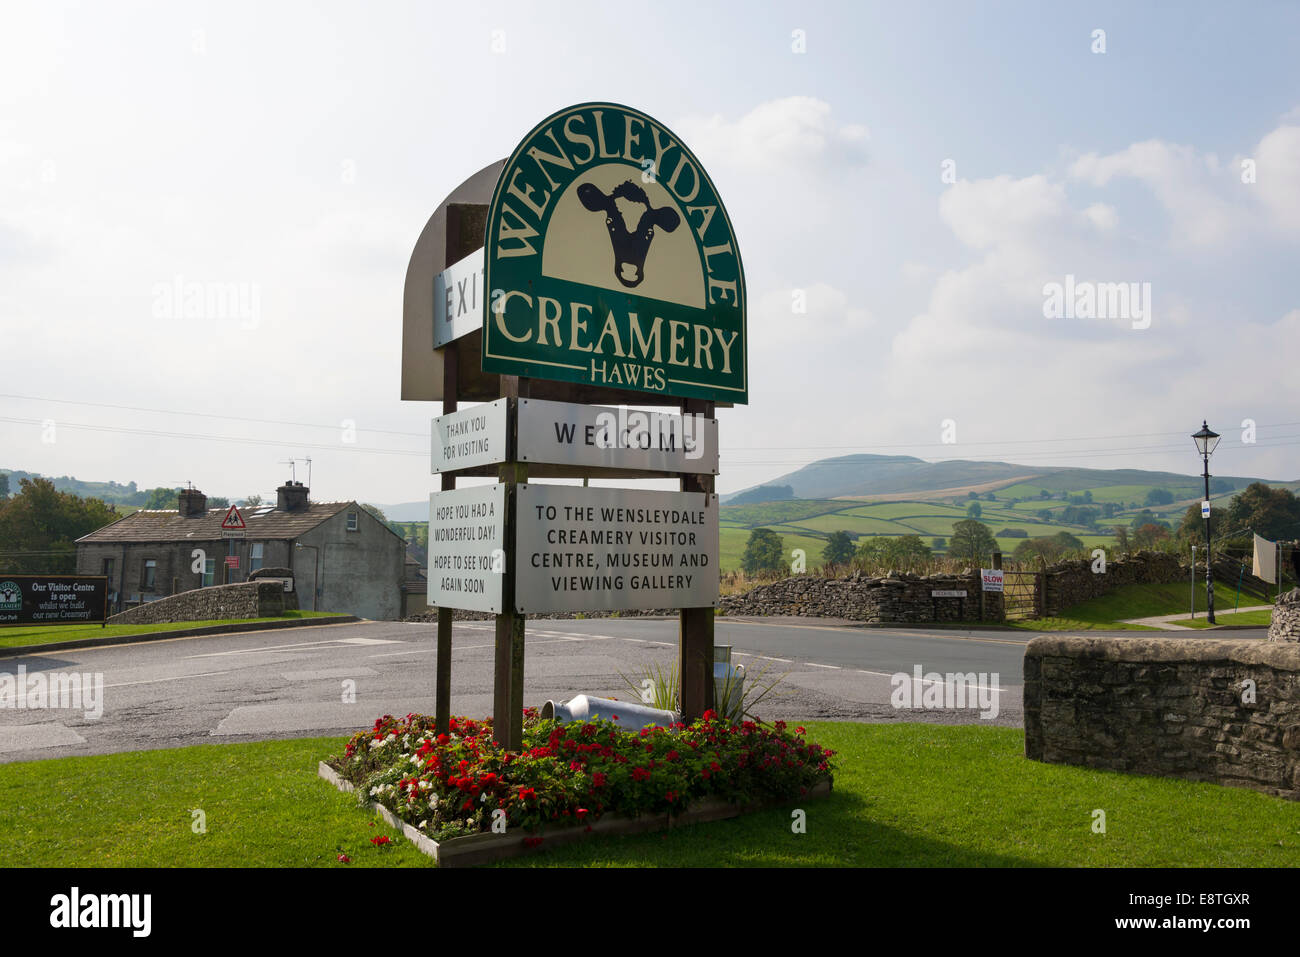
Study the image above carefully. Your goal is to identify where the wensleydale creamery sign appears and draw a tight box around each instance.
[482,103,747,403]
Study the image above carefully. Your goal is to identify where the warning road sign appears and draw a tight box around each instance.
[221,506,246,530]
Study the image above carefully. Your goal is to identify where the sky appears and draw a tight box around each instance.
[1,0,1298,506]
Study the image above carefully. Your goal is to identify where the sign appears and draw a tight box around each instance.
[0,576,108,625]
[1202,500,1211,518]
[225,556,239,569]
[931,590,967,598]
[482,102,747,403]
[221,506,246,529]
[221,530,246,540]
[432,399,509,473]
[514,485,718,614]
[427,485,507,612]
[980,569,1004,592]
[258,577,294,593]
[434,248,486,347]
[517,399,717,474]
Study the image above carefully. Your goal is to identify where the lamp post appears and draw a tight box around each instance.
[295,542,320,612]
[1192,421,1220,624]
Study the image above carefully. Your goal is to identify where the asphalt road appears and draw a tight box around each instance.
[0,616,1265,764]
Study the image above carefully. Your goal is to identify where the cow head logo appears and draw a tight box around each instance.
[577,180,681,288]
[0,581,20,609]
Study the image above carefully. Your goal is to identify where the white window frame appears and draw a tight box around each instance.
[203,558,215,587]
[346,512,359,532]
[250,543,264,572]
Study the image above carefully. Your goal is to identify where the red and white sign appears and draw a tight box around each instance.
[224,556,240,569]
[221,506,246,530]
[980,568,1005,592]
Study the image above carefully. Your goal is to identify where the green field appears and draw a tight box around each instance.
[3,724,1298,867]
[0,610,346,649]
[1170,608,1273,629]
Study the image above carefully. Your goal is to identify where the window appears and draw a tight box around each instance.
[141,559,156,590]
[346,512,359,532]
[102,558,115,579]
[202,559,215,587]
[250,543,263,572]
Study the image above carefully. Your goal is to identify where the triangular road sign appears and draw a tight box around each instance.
[221,505,247,530]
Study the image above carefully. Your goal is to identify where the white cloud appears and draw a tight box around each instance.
[1252,123,1300,231]
[676,97,868,171]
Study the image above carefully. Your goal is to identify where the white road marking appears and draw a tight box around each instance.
[186,637,403,659]
[805,662,841,670]
[102,670,230,689]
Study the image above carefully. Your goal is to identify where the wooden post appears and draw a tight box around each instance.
[493,376,529,750]
[678,398,715,722]
[434,203,485,736]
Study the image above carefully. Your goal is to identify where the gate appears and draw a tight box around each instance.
[1001,571,1040,620]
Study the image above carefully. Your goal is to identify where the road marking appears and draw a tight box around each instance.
[721,617,1030,646]
[805,662,841,670]
[102,670,230,689]
[186,637,404,659]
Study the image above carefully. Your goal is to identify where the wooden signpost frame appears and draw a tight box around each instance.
[425,205,722,751]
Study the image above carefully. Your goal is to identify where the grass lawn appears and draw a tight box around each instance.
[2,723,1298,867]
[0,610,346,649]
[1169,608,1273,629]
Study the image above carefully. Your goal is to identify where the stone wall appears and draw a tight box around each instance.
[1270,589,1300,642]
[718,571,1000,623]
[107,581,285,625]
[1025,635,1300,801]
[1040,552,1185,616]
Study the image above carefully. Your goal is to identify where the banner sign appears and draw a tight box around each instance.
[931,589,967,598]
[427,485,507,612]
[432,399,508,473]
[517,398,717,474]
[0,576,108,625]
[434,248,486,348]
[514,485,718,613]
[980,569,1004,592]
[482,102,747,404]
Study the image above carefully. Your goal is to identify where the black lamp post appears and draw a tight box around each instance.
[1192,421,1221,624]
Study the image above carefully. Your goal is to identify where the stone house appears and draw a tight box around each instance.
[75,482,406,620]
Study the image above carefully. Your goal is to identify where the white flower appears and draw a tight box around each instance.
[430,794,439,808]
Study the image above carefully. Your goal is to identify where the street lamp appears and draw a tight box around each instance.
[294,542,320,612]
[1192,421,1221,624]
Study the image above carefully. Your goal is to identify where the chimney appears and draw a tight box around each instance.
[178,488,208,518]
[276,481,309,512]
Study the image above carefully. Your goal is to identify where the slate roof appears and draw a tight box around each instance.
[76,501,357,544]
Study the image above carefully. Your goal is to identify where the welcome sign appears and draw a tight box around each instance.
[482,103,747,404]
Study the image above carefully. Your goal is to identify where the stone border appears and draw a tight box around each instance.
[1025,634,1300,668]
[0,614,358,659]
[319,760,832,867]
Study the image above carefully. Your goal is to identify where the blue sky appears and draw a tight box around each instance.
[1,0,1297,503]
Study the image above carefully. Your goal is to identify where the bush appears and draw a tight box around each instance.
[997,528,1028,538]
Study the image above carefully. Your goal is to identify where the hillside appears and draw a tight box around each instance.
[720,454,1284,504]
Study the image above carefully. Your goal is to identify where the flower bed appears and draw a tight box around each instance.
[326,707,835,859]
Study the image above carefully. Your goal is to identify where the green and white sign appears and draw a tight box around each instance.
[482,102,747,404]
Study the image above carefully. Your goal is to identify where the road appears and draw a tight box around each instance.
[0,616,1264,764]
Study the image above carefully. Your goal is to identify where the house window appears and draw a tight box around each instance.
[346,512,359,532]
[102,558,115,580]
[250,543,264,572]
[202,559,215,587]
[141,559,156,590]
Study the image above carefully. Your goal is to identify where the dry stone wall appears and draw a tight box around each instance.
[108,581,285,625]
[718,571,999,623]
[1025,635,1300,800]
[1270,589,1300,642]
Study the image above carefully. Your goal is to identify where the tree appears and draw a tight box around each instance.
[1040,489,1051,499]
[242,493,264,507]
[985,492,996,502]
[208,496,230,509]
[1052,531,1085,553]
[1145,488,1175,506]
[888,534,933,569]
[965,501,982,519]
[967,491,979,500]
[361,503,389,525]
[141,486,181,510]
[1101,502,1120,519]
[1082,490,1093,503]
[931,537,946,550]
[1036,508,1053,522]
[1013,537,1063,564]
[822,530,855,567]
[741,528,785,576]
[0,473,8,500]
[948,520,997,564]
[1224,483,1300,541]
[1133,523,1170,549]
[0,478,119,573]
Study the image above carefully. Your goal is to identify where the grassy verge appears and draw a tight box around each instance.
[2,723,1298,867]
[1168,609,1273,629]
[1006,581,1271,632]
[0,610,346,649]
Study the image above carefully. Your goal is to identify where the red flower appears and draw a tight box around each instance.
[576,808,589,819]
[702,709,717,720]
[664,790,678,803]
[370,835,391,846]
[518,786,537,801]
[436,733,450,745]
[665,750,680,761]
[631,766,651,782]
[592,772,608,787]
[795,726,806,735]
[337,853,351,864]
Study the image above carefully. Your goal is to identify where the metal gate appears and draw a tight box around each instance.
[1001,571,1040,620]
